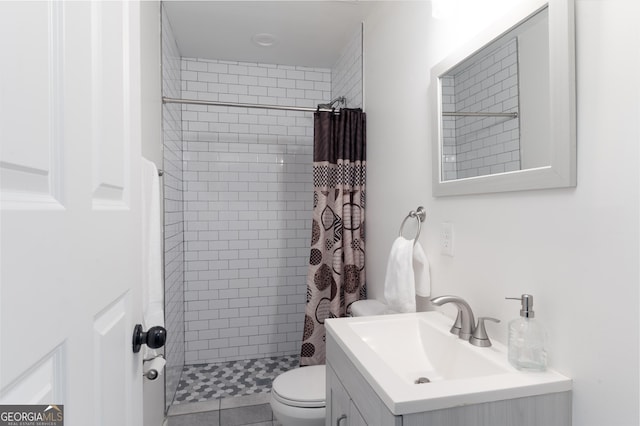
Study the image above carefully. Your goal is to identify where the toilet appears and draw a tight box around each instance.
[269,299,394,426]
[270,365,326,426]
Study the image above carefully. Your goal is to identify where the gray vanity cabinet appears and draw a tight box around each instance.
[326,332,571,426]
[327,364,367,426]
[326,336,400,426]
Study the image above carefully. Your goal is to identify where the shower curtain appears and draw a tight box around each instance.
[300,108,366,366]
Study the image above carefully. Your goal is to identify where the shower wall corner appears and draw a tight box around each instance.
[161,5,185,411]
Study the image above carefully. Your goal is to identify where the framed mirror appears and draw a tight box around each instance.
[431,0,576,196]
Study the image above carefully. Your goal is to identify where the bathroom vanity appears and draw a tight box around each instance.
[325,312,571,426]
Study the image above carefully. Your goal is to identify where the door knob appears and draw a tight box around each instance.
[132,324,167,353]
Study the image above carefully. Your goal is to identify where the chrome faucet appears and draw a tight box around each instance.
[430,295,476,341]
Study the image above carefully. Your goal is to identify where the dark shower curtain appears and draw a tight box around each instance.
[300,108,366,366]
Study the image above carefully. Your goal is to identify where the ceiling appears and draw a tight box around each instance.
[162,1,377,69]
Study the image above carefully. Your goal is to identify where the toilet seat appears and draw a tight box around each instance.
[271,365,325,408]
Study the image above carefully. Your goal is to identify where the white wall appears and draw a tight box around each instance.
[519,13,550,170]
[364,1,639,425]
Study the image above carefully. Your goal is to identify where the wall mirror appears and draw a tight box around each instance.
[431,0,576,196]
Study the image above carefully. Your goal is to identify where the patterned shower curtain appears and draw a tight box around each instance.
[300,108,366,366]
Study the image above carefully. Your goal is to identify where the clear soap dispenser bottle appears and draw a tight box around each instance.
[506,294,547,371]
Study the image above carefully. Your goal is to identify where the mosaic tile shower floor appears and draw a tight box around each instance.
[172,355,300,405]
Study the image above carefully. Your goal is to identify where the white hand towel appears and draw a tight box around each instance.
[141,158,164,350]
[413,242,431,297]
[383,237,416,313]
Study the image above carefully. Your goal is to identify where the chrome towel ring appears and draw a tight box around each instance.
[399,206,426,244]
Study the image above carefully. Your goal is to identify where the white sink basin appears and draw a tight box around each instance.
[349,314,509,383]
[326,311,571,414]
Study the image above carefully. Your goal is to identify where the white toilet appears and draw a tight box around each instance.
[270,364,326,426]
[270,300,393,426]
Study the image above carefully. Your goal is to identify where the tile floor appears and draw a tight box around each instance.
[167,394,280,426]
[167,355,299,426]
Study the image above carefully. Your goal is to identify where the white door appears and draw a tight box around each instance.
[0,2,145,425]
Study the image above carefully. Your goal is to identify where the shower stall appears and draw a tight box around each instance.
[161,4,364,408]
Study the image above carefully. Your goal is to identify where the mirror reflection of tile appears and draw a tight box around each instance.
[441,37,520,181]
[439,7,551,183]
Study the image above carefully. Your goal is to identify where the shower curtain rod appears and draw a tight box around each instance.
[442,111,518,118]
[162,96,342,113]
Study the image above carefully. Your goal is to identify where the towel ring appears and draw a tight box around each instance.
[399,206,426,244]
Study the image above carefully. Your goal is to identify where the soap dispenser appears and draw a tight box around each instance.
[505,294,548,371]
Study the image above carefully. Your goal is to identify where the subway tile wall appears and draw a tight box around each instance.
[162,9,185,408]
[180,58,332,364]
[332,27,363,109]
[445,38,521,179]
[441,76,458,181]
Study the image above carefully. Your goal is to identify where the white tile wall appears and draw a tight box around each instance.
[181,58,332,364]
[332,28,363,109]
[162,8,184,408]
[444,38,521,179]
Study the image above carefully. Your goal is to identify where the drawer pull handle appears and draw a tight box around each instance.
[337,414,347,425]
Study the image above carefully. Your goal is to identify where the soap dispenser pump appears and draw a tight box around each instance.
[505,294,548,371]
